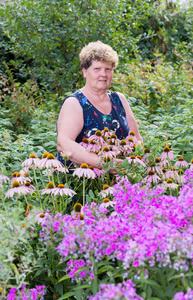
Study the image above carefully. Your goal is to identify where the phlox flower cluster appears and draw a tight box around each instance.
[174,288,193,300]
[39,168,193,281]
[66,259,94,282]
[90,280,143,300]
[7,285,46,300]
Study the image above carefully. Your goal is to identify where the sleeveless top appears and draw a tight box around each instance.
[57,89,130,164]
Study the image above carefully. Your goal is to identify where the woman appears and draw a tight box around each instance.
[57,41,143,168]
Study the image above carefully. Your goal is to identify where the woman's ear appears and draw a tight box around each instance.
[82,68,87,79]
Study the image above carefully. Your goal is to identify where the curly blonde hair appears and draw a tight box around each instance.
[79,41,119,70]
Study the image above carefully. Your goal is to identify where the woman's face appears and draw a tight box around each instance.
[82,60,113,92]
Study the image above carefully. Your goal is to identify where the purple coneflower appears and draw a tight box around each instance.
[190,159,193,171]
[144,170,160,183]
[5,180,31,198]
[88,130,106,144]
[100,146,116,160]
[41,182,55,194]
[52,184,76,197]
[174,157,189,168]
[40,153,63,169]
[99,184,115,197]
[73,163,96,179]
[165,167,178,181]
[127,155,146,167]
[0,173,9,184]
[160,146,174,161]
[87,139,101,152]
[10,171,31,184]
[100,197,115,208]
[80,137,90,149]
[165,178,178,190]
[22,153,41,168]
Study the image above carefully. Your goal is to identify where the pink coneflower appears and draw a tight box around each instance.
[99,184,115,197]
[100,146,116,160]
[165,167,178,181]
[174,157,189,168]
[10,171,31,184]
[127,155,146,167]
[147,165,162,175]
[190,159,193,171]
[80,138,90,149]
[71,203,83,217]
[165,178,178,190]
[88,130,106,144]
[22,153,41,168]
[40,153,63,169]
[73,163,96,179]
[100,198,115,208]
[92,167,105,177]
[102,127,111,139]
[176,169,185,183]
[126,131,138,143]
[52,184,76,197]
[49,166,69,175]
[144,170,160,183]
[119,139,132,156]
[160,146,174,161]
[24,181,36,190]
[87,139,101,153]
[0,173,9,184]
[5,180,31,198]
[41,182,55,194]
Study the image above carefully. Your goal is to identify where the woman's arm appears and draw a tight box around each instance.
[117,92,143,143]
[57,97,101,167]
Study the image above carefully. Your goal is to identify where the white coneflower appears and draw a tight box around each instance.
[73,163,96,179]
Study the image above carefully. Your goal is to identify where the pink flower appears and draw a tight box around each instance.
[144,170,161,183]
[160,146,174,161]
[0,173,9,184]
[127,155,146,167]
[40,153,63,169]
[174,157,189,168]
[52,184,76,197]
[73,163,96,179]
[100,146,116,160]
[22,154,41,168]
[5,181,32,198]
[41,182,55,194]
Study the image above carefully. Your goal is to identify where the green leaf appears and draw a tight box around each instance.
[58,292,75,300]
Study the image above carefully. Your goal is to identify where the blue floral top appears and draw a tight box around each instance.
[57,89,129,163]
